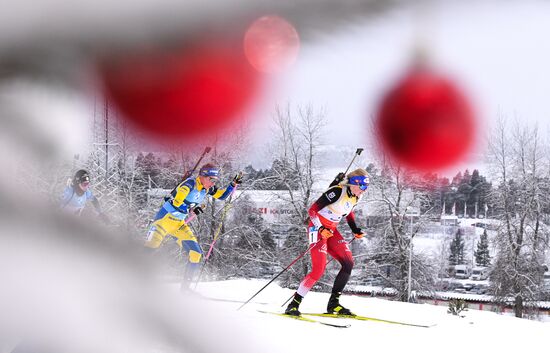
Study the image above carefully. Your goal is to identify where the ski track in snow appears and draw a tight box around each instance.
[192,279,549,353]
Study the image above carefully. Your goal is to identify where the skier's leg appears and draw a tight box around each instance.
[182,241,202,285]
[326,229,355,315]
[285,238,328,315]
[144,206,184,249]
[327,230,354,293]
[175,224,203,289]
[297,239,328,297]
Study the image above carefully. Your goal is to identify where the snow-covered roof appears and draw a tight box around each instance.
[147,188,169,197]
[348,286,550,309]
[441,215,458,220]
[434,291,493,303]
[234,190,299,204]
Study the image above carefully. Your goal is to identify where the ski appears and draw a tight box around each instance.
[257,310,350,328]
[301,313,436,328]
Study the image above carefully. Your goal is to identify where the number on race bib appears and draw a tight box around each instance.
[308,226,319,244]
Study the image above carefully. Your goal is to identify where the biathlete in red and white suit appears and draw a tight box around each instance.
[285,168,370,316]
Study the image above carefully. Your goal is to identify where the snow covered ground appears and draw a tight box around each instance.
[192,279,549,353]
[1,212,547,353]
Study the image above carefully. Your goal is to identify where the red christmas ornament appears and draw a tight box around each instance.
[375,68,476,171]
[98,40,260,142]
[243,15,300,74]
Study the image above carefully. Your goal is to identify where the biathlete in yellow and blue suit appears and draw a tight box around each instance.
[145,163,242,287]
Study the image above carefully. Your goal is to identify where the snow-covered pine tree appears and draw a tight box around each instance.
[474,229,491,267]
[448,229,465,266]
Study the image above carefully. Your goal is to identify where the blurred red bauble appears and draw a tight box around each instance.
[375,68,475,171]
[243,15,300,74]
[98,41,260,141]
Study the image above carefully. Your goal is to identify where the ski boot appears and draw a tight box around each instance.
[284,293,303,316]
[326,292,355,316]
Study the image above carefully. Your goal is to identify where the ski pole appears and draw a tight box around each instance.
[280,237,357,307]
[184,211,198,225]
[194,182,240,288]
[165,146,212,201]
[237,242,316,311]
[156,207,200,248]
[203,172,243,260]
[205,192,236,259]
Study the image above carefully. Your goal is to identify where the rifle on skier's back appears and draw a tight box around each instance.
[164,146,212,202]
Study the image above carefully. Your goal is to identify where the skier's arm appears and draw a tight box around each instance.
[209,184,234,200]
[88,191,110,224]
[209,174,242,200]
[60,187,73,209]
[345,211,361,233]
[172,180,194,208]
[308,186,342,227]
[346,211,364,238]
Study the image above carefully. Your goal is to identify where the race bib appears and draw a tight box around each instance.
[308,226,319,244]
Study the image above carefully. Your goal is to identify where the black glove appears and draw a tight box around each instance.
[231,173,243,186]
[193,207,204,215]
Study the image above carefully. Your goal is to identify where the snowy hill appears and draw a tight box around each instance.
[194,279,549,353]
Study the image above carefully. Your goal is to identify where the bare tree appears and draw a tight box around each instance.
[110,116,161,236]
[265,103,327,287]
[214,195,278,279]
[366,150,437,301]
[187,125,265,280]
[486,117,549,318]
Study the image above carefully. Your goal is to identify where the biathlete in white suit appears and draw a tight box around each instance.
[285,168,369,316]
